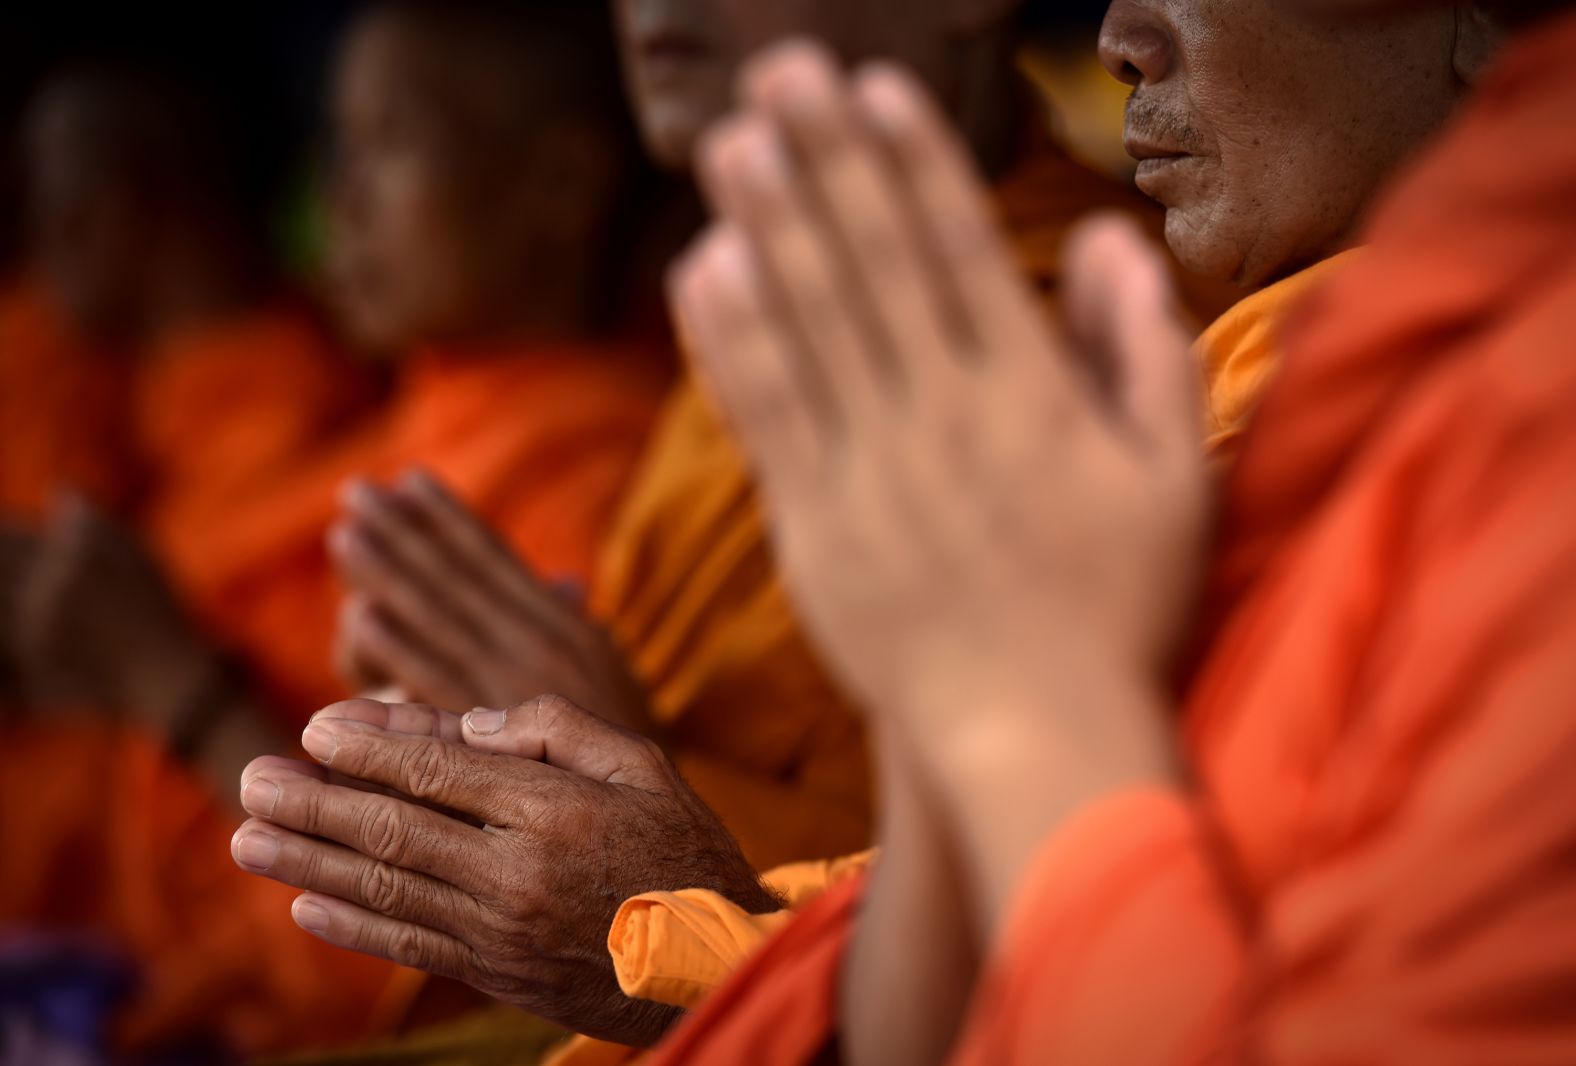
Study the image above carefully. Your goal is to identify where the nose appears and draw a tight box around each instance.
[1098,0,1174,87]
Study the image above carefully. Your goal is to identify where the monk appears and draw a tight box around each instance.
[648,12,1576,1066]
[4,5,664,1056]
[232,1,1487,1061]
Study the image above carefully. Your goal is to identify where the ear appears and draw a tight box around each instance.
[1452,2,1504,86]
[947,0,1024,34]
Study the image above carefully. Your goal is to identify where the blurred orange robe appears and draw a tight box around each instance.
[590,124,1239,872]
[1,321,664,1057]
[0,276,140,522]
[639,15,1576,1064]
[160,337,667,725]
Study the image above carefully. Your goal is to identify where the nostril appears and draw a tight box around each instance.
[1122,61,1142,83]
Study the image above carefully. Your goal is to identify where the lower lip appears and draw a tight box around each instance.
[1134,155,1194,195]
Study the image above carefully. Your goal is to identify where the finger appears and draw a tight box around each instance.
[462,694,667,792]
[298,717,542,826]
[699,106,887,426]
[742,41,958,395]
[310,697,465,743]
[288,891,482,986]
[333,594,386,694]
[332,498,498,659]
[1061,214,1201,457]
[336,599,480,713]
[671,225,825,496]
[395,471,569,628]
[242,755,495,890]
[231,819,483,939]
[851,64,1051,371]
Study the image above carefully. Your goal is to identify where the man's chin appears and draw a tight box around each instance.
[1163,208,1243,287]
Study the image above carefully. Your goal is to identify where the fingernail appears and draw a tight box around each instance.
[302,722,339,764]
[241,777,281,818]
[233,831,280,872]
[293,898,331,935]
[465,708,505,735]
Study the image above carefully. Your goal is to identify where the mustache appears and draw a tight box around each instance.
[1124,93,1204,153]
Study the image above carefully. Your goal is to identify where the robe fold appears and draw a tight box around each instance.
[632,13,1576,1063]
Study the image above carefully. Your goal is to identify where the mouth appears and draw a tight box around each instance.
[635,30,712,79]
[1124,135,1197,196]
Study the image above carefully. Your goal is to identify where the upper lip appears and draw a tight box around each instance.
[636,28,709,59]
[1123,135,1189,162]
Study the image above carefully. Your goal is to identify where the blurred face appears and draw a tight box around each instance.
[26,120,147,344]
[613,0,970,169]
[329,16,518,352]
[1099,0,1465,285]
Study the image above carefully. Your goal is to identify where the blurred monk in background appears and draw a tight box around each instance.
[1,1,667,1058]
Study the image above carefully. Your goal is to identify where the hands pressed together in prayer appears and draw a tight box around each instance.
[2,494,250,747]
[233,695,777,1047]
[676,42,1202,925]
[331,471,656,736]
[236,38,1208,1059]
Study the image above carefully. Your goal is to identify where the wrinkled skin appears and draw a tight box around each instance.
[331,471,654,735]
[1098,0,1476,285]
[233,695,777,1047]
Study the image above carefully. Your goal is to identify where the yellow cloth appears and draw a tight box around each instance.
[1199,250,1360,455]
[544,853,876,1066]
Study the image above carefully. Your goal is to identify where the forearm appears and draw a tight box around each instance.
[842,726,978,1066]
[918,662,1182,939]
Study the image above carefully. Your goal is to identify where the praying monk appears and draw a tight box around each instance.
[232,9,1510,1064]
[4,7,663,1057]
[644,10,1576,1064]
[328,0,1243,898]
[258,2,1481,1060]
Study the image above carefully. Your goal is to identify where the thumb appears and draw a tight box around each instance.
[461,694,665,788]
[1062,213,1201,456]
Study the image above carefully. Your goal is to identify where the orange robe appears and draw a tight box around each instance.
[0,276,140,522]
[639,13,1576,1063]
[590,126,1239,873]
[161,337,668,726]
[549,248,1317,1066]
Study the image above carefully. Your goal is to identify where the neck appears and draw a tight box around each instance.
[140,231,264,348]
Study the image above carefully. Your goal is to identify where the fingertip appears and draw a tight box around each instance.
[292,894,332,936]
[463,707,506,737]
[740,37,840,111]
[850,61,928,136]
[312,697,387,724]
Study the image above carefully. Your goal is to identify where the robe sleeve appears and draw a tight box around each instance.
[953,388,1576,1065]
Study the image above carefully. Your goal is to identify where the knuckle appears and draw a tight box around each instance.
[360,802,408,864]
[359,861,404,915]
[400,741,451,800]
